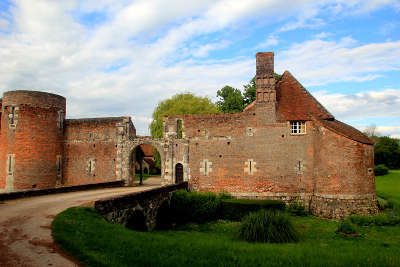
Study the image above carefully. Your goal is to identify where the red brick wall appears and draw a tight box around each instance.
[166,114,316,196]
[0,91,65,190]
[63,119,120,186]
[314,122,375,195]
[165,112,376,208]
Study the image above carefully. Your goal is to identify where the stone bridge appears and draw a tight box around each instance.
[94,182,188,231]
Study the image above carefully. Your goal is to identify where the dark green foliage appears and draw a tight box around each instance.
[374,136,400,169]
[218,192,234,200]
[220,199,286,221]
[238,210,299,243]
[348,215,375,226]
[373,213,400,226]
[287,201,308,216]
[170,190,220,224]
[153,149,161,169]
[243,78,256,106]
[155,201,172,230]
[218,73,282,113]
[375,164,389,176]
[347,213,400,227]
[337,220,359,234]
[377,197,393,210]
[216,86,244,113]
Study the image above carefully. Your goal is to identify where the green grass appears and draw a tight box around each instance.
[134,173,160,181]
[376,170,400,209]
[53,207,400,267]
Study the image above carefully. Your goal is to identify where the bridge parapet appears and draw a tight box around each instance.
[94,182,188,231]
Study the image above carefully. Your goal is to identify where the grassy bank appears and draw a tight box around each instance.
[376,170,400,209]
[52,207,400,267]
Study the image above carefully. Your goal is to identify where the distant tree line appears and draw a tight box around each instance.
[364,125,400,170]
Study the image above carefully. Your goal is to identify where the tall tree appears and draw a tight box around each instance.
[150,93,219,138]
[243,78,256,106]
[149,93,219,168]
[375,136,400,169]
[221,73,282,112]
[216,86,244,113]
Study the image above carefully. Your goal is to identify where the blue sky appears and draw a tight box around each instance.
[0,0,399,137]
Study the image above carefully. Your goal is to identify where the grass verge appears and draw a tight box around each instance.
[135,174,160,181]
[376,169,400,209]
[52,207,400,267]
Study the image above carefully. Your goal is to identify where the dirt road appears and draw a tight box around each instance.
[0,178,161,267]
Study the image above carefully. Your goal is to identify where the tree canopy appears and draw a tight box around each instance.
[216,73,282,113]
[216,86,244,113]
[149,93,219,138]
[374,136,400,169]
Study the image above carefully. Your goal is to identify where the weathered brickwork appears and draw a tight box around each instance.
[163,52,378,219]
[0,52,378,219]
[0,91,65,190]
[63,118,127,186]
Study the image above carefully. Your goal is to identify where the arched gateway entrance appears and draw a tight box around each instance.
[116,137,188,186]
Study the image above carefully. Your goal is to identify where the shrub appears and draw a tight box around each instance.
[374,164,389,176]
[348,215,374,226]
[218,192,234,200]
[287,201,308,216]
[377,197,393,210]
[220,199,286,221]
[170,190,220,224]
[373,212,400,226]
[337,220,358,235]
[238,210,299,243]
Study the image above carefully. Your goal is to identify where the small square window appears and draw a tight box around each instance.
[290,121,306,134]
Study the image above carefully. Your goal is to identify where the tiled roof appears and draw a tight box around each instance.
[276,71,334,121]
[139,144,154,157]
[319,119,374,145]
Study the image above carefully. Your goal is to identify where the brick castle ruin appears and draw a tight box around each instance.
[0,52,378,219]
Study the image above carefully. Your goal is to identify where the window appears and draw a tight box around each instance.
[57,111,64,130]
[7,154,15,175]
[290,121,306,134]
[56,155,62,176]
[88,159,95,174]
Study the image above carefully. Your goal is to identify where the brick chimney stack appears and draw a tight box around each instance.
[256,52,274,76]
[255,52,276,123]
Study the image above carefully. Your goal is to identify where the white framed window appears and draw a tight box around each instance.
[290,121,306,135]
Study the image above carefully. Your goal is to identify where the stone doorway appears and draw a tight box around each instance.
[175,163,183,183]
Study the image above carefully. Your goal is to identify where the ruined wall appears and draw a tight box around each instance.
[0,91,65,191]
[63,117,132,186]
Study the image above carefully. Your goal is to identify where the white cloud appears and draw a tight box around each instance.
[276,38,400,85]
[1,0,400,135]
[256,34,279,49]
[314,89,400,121]
[314,88,400,137]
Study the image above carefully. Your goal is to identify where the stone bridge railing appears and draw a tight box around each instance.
[94,182,188,231]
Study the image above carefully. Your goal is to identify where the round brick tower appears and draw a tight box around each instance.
[0,90,66,191]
